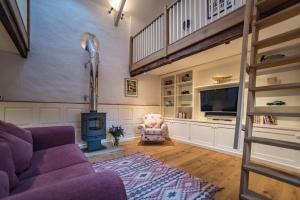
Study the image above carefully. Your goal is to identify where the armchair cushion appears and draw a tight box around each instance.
[0,131,33,174]
[144,114,164,128]
[0,143,19,190]
[26,126,75,151]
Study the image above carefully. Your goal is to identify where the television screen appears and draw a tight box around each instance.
[200,87,239,114]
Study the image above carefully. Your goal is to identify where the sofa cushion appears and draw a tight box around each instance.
[0,143,19,190]
[12,162,94,195]
[19,144,87,180]
[0,171,9,198]
[0,120,32,144]
[0,131,33,174]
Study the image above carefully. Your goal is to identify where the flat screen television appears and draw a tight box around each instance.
[200,87,239,116]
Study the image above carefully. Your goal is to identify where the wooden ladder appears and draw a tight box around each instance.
[237,0,300,199]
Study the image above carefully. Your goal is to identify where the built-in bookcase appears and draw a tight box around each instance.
[161,71,193,119]
[161,76,175,117]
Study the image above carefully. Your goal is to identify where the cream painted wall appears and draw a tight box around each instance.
[0,0,160,105]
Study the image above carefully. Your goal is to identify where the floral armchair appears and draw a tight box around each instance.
[138,114,168,143]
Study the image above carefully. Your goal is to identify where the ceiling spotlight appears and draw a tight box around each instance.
[108,7,114,14]
[121,13,125,20]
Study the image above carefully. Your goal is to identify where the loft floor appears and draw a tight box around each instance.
[89,139,300,200]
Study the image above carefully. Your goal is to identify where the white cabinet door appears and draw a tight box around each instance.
[190,123,214,147]
[172,121,190,140]
[165,120,175,137]
[214,126,236,152]
[252,129,300,169]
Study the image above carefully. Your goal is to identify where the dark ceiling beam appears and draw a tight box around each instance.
[0,0,29,57]
[114,0,126,27]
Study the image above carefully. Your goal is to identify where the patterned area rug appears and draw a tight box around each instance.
[93,153,221,200]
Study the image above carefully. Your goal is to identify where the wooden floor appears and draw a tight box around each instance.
[89,139,300,200]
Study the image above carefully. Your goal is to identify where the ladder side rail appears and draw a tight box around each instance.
[233,0,254,149]
[239,0,260,197]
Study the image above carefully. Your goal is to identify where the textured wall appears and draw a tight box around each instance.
[0,0,160,105]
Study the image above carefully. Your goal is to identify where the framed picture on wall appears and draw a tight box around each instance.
[125,78,138,97]
[207,0,234,19]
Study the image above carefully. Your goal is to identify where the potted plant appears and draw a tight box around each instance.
[108,125,124,146]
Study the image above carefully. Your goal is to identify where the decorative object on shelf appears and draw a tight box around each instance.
[181,90,190,95]
[165,100,173,107]
[180,101,192,106]
[164,80,173,85]
[266,100,286,106]
[267,77,281,85]
[178,112,192,119]
[260,54,285,63]
[254,115,277,125]
[212,75,232,84]
[166,90,173,96]
[125,78,138,97]
[207,0,234,19]
[181,73,192,82]
[108,125,124,146]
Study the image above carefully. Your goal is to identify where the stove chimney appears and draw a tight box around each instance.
[80,32,100,112]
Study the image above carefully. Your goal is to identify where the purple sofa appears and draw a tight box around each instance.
[0,122,127,200]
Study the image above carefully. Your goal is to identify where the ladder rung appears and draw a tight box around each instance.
[249,55,300,70]
[241,190,270,200]
[248,112,300,117]
[245,136,300,150]
[243,163,300,187]
[254,28,300,49]
[255,3,300,30]
[249,82,300,91]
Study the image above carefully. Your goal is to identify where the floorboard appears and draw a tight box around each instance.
[88,139,300,200]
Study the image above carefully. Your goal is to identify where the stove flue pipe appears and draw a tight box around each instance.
[80,32,100,112]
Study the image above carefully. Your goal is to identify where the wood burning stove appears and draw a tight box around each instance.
[81,112,106,151]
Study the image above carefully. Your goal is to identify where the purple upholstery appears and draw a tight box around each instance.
[0,125,127,200]
[0,131,32,174]
[0,143,18,189]
[4,171,127,200]
[12,162,94,194]
[0,171,9,198]
[26,126,75,151]
[0,121,32,144]
[18,144,87,180]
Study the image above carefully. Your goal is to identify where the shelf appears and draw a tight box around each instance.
[177,81,193,86]
[162,84,174,88]
[194,81,240,91]
[163,106,174,108]
[177,106,192,108]
[163,95,175,98]
[177,94,193,97]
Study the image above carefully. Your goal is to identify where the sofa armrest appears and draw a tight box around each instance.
[26,126,75,151]
[4,171,127,200]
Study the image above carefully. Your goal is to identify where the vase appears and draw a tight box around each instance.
[113,137,119,146]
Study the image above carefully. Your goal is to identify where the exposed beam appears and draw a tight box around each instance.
[130,23,244,77]
[114,0,126,27]
[0,0,29,57]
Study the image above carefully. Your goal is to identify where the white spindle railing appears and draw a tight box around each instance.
[131,0,246,64]
[132,15,164,63]
[168,0,246,44]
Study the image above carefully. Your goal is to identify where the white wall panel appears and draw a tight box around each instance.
[0,101,160,145]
